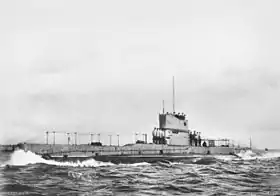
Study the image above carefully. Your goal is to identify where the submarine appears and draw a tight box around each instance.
[17,78,246,164]
[17,111,242,164]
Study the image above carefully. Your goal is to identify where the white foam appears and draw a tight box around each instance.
[5,150,114,167]
[214,155,235,161]
[169,161,184,165]
[236,150,280,160]
[257,151,280,159]
[119,162,150,167]
[211,150,280,161]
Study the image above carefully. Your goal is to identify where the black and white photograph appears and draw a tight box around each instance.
[0,0,280,195]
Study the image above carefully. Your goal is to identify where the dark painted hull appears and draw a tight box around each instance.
[42,153,224,164]
[21,143,240,164]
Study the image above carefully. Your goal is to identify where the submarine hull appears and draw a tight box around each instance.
[42,153,214,164]
[18,143,244,164]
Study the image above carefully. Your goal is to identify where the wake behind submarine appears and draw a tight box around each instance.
[16,78,248,164]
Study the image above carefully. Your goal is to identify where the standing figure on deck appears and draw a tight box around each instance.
[194,131,197,146]
[189,131,193,146]
[202,141,207,147]
[198,132,201,147]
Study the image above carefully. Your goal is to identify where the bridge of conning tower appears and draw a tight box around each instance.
[159,113,189,132]
[152,113,189,145]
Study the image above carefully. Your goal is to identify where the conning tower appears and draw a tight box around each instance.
[153,112,189,145]
[152,76,190,146]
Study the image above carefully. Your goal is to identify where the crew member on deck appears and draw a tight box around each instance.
[198,132,201,147]
[189,131,193,146]
[194,131,197,146]
[202,141,207,147]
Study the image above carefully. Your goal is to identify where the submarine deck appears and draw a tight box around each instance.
[18,143,238,163]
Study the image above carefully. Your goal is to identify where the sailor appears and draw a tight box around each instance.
[189,131,193,146]
[194,131,197,146]
[202,141,207,147]
[180,113,184,120]
[152,128,156,143]
[198,132,201,147]
[180,113,185,120]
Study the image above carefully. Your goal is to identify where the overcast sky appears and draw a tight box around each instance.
[1,0,280,149]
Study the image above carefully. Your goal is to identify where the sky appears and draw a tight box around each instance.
[0,0,280,149]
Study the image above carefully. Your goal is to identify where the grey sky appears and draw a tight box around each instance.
[1,0,280,149]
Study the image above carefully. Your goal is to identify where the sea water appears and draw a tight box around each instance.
[0,149,279,195]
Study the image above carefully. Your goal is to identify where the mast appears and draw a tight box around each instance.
[74,132,77,145]
[90,133,94,143]
[172,76,175,113]
[162,100,165,114]
[249,137,252,149]
[108,134,112,146]
[46,131,49,145]
[53,131,55,145]
[67,132,70,145]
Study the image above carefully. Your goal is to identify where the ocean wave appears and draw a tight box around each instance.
[4,150,114,167]
[191,157,217,165]
[1,150,280,196]
[119,162,151,167]
[3,150,152,168]
[237,150,280,160]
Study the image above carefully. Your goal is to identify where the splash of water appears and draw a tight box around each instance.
[3,150,151,168]
[119,162,151,167]
[5,150,114,167]
[237,150,280,160]
[213,155,235,161]
[4,149,279,168]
